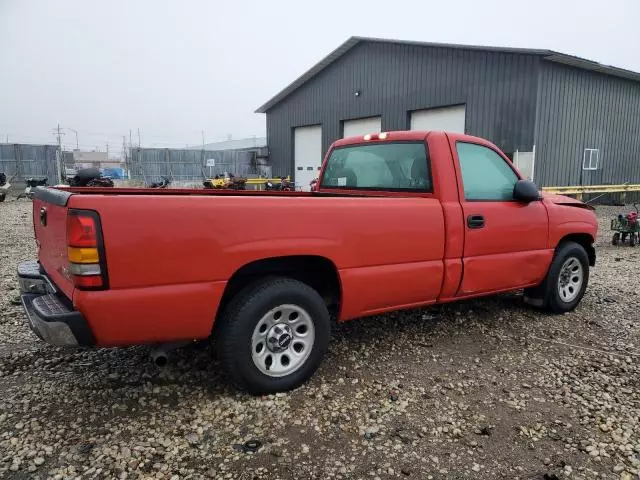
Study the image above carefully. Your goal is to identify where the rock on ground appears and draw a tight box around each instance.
[1,199,639,479]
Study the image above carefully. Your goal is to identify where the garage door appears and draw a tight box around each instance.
[410,105,466,133]
[294,125,322,191]
[343,116,382,138]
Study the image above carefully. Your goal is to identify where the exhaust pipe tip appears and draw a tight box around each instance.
[151,350,168,367]
[150,341,189,368]
[154,354,168,367]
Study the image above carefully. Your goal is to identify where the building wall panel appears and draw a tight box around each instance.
[266,42,540,179]
[534,61,640,186]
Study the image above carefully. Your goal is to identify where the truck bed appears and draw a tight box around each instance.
[32,185,447,345]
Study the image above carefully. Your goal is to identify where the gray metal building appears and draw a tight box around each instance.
[257,37,640,190]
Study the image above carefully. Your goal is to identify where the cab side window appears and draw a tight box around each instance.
[456,142,518,201]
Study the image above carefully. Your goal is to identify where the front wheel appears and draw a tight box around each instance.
[526,241,590,313]
[216,278,330,395]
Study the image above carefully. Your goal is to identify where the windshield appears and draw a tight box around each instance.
[320,141,431,192]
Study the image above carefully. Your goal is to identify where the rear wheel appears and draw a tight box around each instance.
[216,278,330,395]
[630,234,636,247]
[525,241,590,313]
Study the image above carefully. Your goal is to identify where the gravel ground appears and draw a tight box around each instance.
[1,198,639,480]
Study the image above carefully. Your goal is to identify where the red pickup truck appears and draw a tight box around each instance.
[18,131,597,394]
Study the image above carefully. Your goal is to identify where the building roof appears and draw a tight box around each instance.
[72,150,109,163]
[188,137,267,151]
[256,36,640,113]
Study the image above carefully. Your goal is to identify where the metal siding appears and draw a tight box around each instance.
[0,144,59,184]
[266,42,540,179]
[535,61,640,186]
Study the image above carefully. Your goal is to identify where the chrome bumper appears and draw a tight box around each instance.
[17,260,94,347]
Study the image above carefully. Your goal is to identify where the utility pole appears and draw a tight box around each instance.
[106,142,109,158]
[129,129,132,149]
[137,128,141,147]
[53,123,64,148]
[52,123,65,184]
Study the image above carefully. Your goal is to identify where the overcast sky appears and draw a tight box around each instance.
[1,0,639,154]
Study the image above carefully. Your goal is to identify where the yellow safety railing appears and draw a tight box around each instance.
[541,184,640,201]
[245,176,291,185]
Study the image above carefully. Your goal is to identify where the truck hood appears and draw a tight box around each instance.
[541,192,595,211]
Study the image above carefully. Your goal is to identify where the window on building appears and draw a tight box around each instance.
[320,142,431,191]
[456,142,519,201]
[583,148,599,170]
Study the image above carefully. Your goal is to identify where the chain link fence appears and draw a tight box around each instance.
[0,144,60,187]
[126,147,271,188]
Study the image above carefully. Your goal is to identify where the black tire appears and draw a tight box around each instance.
[630,234,636,247]
[612,233,620,246]
[216,278,330,395]
[526,241,590,314]
[0,192,5,202]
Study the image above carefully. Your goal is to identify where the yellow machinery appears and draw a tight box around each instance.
[203,176,292,190]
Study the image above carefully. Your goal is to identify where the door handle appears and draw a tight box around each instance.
[40,207,47,227]
[467,214,485,229]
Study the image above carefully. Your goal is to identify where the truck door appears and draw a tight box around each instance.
[448,135,552,296]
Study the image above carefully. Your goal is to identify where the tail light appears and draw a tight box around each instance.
[67,210,108,290]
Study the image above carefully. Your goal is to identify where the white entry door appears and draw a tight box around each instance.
[514,149,536,181]
[410,105,466,133]
[343,116,382,138]
[294,125,322,191]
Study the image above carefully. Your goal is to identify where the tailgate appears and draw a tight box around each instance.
[32,187,75,300]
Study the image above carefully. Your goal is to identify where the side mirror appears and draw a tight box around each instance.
[513,179,541,203]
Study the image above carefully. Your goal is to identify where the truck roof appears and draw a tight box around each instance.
[333,130,486,148]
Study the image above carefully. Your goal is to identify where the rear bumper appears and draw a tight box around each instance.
[17,260,95,347]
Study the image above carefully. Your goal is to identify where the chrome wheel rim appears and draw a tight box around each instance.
[557,257,583,303]
[251,304,315,377]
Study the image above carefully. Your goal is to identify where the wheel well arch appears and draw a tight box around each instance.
[216,255,342,325]
[558,233,596,266]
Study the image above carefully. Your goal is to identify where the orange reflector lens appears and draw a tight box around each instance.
[68,247,99,264]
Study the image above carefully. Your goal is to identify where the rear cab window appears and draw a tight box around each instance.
[320,142,432,192]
